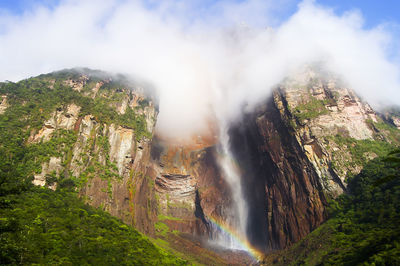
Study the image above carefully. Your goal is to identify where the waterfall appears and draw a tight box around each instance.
[209,118,248,250]
[207,84,249,250]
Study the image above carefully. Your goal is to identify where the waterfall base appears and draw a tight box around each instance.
[208,220,247,250]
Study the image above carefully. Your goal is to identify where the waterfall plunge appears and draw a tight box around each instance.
[206,84,249,250]
[209,118,249,250]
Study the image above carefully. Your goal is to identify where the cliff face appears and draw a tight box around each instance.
[18,70,229,244]
[228,68,400,250]
[276,69,399,195]
[0,95,9,114]
[229,97,327,250]
[24,70,159,234]
[146,67,400,252]
[150,136,232,236]
[76,120,158,234]
[14,68,399,255]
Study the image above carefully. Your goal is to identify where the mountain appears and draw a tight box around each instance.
[0,68,399,265]
[0,69,185,265]
[229,67,400,250]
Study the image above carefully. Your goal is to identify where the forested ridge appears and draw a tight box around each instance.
[0,71,186,265]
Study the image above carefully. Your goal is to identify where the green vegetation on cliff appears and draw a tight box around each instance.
[329,134,395,171]
[0,69,150,141]
[264,150,400,265]
[0,71,186,265]
[327,118,400,178]
[0,69,154,187]
[293,97,329,122]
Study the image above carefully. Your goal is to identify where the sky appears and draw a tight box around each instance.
[0,0,399,139]
[2,0,400,27]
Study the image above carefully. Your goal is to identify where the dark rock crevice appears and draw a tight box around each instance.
[194,189,211,234]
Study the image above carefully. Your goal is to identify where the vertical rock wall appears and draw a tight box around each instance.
[230,96,327,250]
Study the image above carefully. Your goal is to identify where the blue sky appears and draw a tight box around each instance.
[1,0,400,29]
[318,0,400,28]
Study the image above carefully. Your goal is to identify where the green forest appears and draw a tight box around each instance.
[0,71,186,265]
[0,187,186,265]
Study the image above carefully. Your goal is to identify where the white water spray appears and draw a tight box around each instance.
[210,86,249,250]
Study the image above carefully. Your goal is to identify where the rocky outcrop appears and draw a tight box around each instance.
[33,156,62,190]
[69,114,98,177]
[275,69,384,195]
[91,81,103,98]
[282,70,377,140]
[0,95,8,114]
[393,117,400,129]
[108,125,135,175]
[151,138,231,236]
[64,75,89,92]
[384,110,400,130]
[28,103,81,143]
[116,98,129,114]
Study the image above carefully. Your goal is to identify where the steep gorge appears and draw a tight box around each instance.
[149,67,400,254]
[3,68,400,263]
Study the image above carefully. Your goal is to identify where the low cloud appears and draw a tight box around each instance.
[0,0,399,139]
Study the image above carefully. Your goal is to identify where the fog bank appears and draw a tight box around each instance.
[0,0,399,139]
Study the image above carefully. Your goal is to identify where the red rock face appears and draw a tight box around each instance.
[150,136,233,238]
[229,96,327,250]
[149,94,328,251]
[147,90,330,251]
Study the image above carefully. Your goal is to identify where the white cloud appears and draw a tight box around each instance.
[0,0,399,139]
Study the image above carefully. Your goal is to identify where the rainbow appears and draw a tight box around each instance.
[207,216,265,261]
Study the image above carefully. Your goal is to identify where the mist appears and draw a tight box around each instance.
[0,0,399,139]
